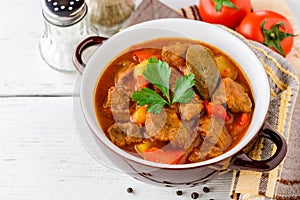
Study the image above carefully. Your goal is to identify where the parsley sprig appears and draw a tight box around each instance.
[131,58,195,114]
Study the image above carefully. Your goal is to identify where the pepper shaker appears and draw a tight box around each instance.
[39,0,97,73]
[86,0,135,37]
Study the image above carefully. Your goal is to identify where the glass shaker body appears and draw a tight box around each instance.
[39,1,97,73]
[86,0,135,37]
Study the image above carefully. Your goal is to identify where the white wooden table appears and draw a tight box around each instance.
[0,1,299,200]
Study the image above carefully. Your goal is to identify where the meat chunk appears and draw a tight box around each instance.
[110,67,136,122]
[107,123,126,148]
[111,86,131,110]
[118,122,143,144]
[198,116,232,150]
[223,78,252,113]
[104,66,135,110]
[115,62,136,87]
[211,81,226,105]
[145,109,178,142]
[188,143,226,163]
[110,86,131,122]
[145,109,199,149]
[188,116,232,162]
[170,124,200,150]
[107,122,143,148]
[161,42,192,73]
[179,94,203,121]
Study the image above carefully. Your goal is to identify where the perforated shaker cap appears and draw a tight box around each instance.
[42,0,87,26]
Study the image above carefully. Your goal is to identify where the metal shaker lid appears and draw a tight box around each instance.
[42,0,87,26]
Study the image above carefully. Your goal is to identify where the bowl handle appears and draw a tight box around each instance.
[229,122,287,172]
[73,36,107,74]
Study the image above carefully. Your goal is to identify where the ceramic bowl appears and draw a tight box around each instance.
[73,19,287,187]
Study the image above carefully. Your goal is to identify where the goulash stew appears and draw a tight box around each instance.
[94,38,253,164]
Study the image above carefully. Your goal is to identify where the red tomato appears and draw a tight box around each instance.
[237,10,295,56]
[231,113,250,136]
[132,49,160,63]
[203,101,230,121]
[143,147,185,164]
[199,0,251,29]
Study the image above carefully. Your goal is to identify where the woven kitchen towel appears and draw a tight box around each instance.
[124,1,300,199]
[226,29,299,200]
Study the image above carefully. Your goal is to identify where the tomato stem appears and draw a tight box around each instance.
[213,0,238,12]
[261,19,296,56]
[270,32,276,40]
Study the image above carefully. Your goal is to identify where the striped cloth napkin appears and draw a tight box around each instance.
[123,0,300,199]
[225,30,299,200]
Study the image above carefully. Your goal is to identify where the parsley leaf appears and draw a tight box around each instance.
[131,88,167,114]
[143,57,171,103]
[172,74,195,103]
[146,102,166,114]
[131,58,195,114]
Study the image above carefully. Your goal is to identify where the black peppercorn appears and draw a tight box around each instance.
[126,187,133,193]
[203,186,210,193]
[176,190,183,195]
[191,192,199,199]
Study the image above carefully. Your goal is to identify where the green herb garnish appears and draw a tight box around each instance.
[143,57,171,103]
[172,74,195,103]
[131,58,195,114]
[131,88,167,114]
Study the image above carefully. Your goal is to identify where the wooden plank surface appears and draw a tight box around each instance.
[0,1,76,96]
[0,97,233,200]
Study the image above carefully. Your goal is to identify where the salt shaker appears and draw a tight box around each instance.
[86,0,135,37]
[39,0,97,73]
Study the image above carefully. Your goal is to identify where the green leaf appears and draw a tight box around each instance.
[146,102,166,114]
[131,58,196,114]
[143,57,171,103]
[172,74,195,103]
[131,88,168,114]
[213,0,238,12]
[261,19,296,56]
